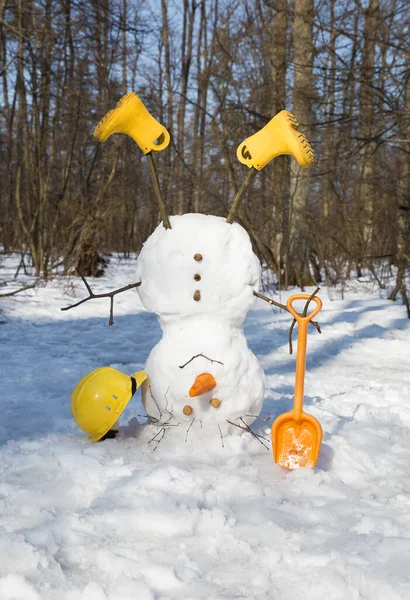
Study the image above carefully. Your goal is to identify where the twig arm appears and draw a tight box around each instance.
[60,295,94,311]
[61,269,141,325]
[61,281,141,310]
[253,288,322,354]
[253,290,288,311]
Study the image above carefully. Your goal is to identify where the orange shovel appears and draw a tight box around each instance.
[271,293,323,469]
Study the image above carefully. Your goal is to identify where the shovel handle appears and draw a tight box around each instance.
[286,294,322,324]
[287,294,322,421]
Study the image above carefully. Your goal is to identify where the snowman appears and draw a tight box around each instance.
[70,92,314,439]
[136,212,264,433]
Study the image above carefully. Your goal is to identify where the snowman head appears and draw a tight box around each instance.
[136,213,261,324]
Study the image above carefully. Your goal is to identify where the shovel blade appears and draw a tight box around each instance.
[271,411,322,469]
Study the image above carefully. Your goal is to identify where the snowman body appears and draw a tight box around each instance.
[136,214,265,431]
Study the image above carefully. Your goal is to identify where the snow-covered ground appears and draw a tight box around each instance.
[1,255,409,600]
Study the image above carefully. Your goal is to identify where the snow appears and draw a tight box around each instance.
[136,214,260,322]
[137,214,264,430]
[1,254,410,599]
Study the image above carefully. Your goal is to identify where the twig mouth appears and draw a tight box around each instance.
[179,353,223,369]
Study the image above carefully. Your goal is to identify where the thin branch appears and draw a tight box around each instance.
[148,427,166,450]
[163,387,174,418]
[146,152,171,229]
[0,281,40,298]
[185,417,195,442]
[146,414,179,428]
[401,281,410,318]
[0,51,18,77]
[179,353,224,369]
[289,287,321,355]
[61,269,141,325]
[226,167,258,224]
[218,424,225,448]
[227,419,247,431]
[149,385,163,420]
[162,417,179,427]
[239,418,270,448]
[226,419,270,450]
[246,413,271,422]
[254,290,322,351]
[253,290,288,311]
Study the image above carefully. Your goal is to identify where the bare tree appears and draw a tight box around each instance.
[357,0,379,269]
[1,0,409,314]
[288,0,314,287]
[270,0,289,282]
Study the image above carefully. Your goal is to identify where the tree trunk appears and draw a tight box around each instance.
[323,0,337,222]
[358,0,379,266]
[174,0,197,215]
[161,0,174,210]
[389,51,410,315]
[288,0,314,288]
[270,0,289,285]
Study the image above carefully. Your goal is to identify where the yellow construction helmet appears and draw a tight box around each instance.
[71,367,147,442]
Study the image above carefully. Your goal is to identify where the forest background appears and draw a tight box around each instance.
[0,0,409,307]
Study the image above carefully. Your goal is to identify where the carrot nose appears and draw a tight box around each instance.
[189,373,217,397]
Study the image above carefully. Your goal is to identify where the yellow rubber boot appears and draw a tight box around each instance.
[237,110,314,170]
[93,92,170,154]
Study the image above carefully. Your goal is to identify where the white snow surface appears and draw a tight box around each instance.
[136,214,264,429]
[1,254,410,599]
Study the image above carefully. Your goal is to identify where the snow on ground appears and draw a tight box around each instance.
[0,254,410,600]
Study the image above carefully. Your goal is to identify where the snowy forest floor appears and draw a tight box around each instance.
[1,255,410,600]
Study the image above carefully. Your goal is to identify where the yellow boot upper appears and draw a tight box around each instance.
[237,110,315,170]
[93,92,170,154]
